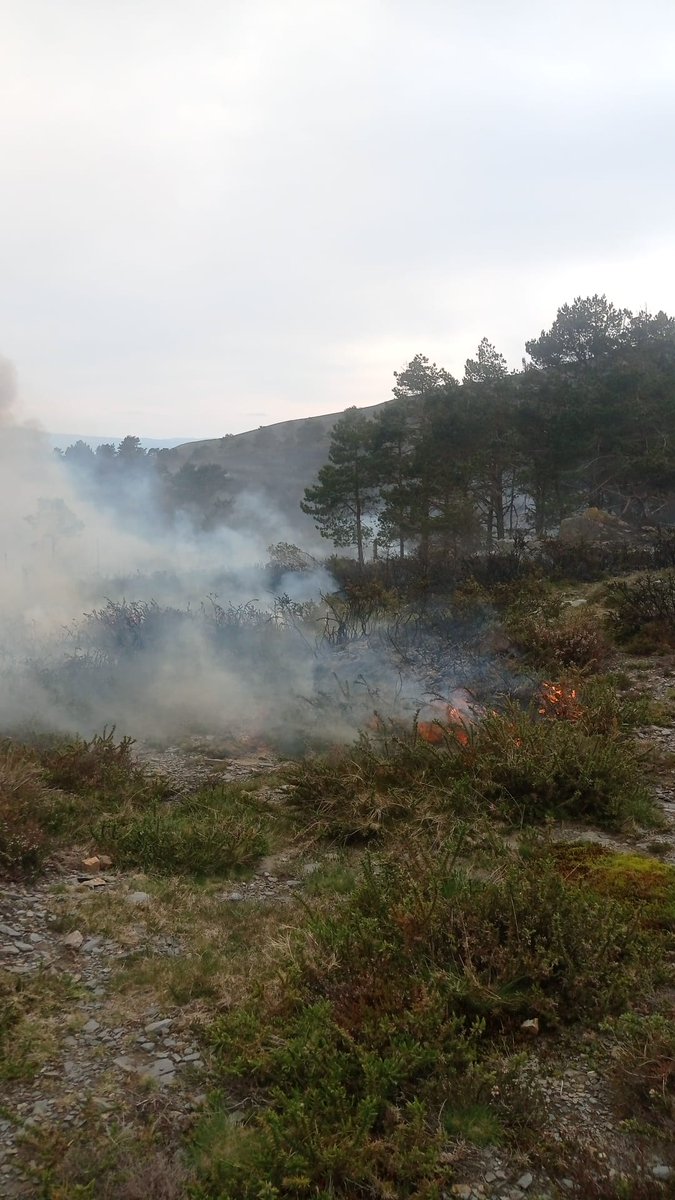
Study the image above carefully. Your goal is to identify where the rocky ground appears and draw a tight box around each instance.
[1,683,674,1198]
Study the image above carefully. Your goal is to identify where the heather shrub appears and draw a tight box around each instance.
[0,742,53,874]
[285,731,470,841]
[605,570,675,649]
[39,728,161,800]
[287,703,656,839]
[93,784,268,875]
[468,707,655,828]
[198,847,660,1198]
[509,605,610,672]
[603,1012,675,1127]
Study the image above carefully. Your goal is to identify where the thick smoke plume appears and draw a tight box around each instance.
[0,362,502,748]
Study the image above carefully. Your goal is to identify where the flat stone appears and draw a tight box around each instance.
[145,1018,173,1033]
[127,891,151,906]
[225,891,244,902]
[0,925,20,936]
[1,945,20,955]
[150,1057,175,1075]
[29,933,42,943]
[652,1166,672,1181]
[113,1056,136,1072]
[517,1174,533,1191]
[520,1018,539,1035]
[63,930,84,950]
[145,1058,176,1085]
[15,942,33,952]
[82,1019,100,1034]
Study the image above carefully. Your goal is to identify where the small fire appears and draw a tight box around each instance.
[538,681,583,722]
[417,688,479,746]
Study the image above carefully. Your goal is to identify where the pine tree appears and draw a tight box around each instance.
[301,407,376,566]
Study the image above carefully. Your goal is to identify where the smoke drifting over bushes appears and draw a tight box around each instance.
[0,362,519,747]
[0,365,441,745]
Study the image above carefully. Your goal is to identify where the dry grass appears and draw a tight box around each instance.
[0,741,54,873]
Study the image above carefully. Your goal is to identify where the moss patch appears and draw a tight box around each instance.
[551,844,675,929]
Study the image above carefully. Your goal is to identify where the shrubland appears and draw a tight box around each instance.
[2,540,675,1197]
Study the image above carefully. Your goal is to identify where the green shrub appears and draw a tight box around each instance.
[575,675,654,735]
[93,784,268,875]
[287,704,656,840]
[606,570,675,649]
[284,732,467,841]
[603,1011,675,1126]
[467,706,656,828]
[198,847,661,1198]
[0,742,53,874]
[40,728,162,802]
[508,605,610,672]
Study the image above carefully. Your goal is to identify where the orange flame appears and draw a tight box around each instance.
[538,681,583,722]
[417,696,475,746]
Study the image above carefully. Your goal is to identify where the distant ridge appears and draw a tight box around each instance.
[50,434,199,451]
[165,401,388,526]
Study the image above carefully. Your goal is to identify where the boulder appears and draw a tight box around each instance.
[559,507,639,546]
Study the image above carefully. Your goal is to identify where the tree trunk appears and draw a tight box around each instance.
[485,502,494,550]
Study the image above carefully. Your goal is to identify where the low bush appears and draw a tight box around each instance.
[197,847,661,1198]
[93,784,268,875]
[468,706,655,828]
[0,742,53,874]
[39,728,161,802]
[284,731,466,841]
[287,702,656,840]
[574,675,654,735]
[603,1011,675,1128]
[605,570,675,649]
[508,605,611,672]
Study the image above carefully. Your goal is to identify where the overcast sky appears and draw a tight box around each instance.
[2,0,675,439]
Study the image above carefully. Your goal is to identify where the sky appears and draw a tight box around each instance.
[1,0,675,440]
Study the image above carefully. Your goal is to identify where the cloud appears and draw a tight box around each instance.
[1,0,674,435]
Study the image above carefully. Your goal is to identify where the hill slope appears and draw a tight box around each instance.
[165,402,387,528]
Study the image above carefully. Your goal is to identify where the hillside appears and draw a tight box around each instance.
[165,401,388,525]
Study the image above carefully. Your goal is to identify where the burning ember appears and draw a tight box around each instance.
[417,688,480,746]
[538,681,583,722]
